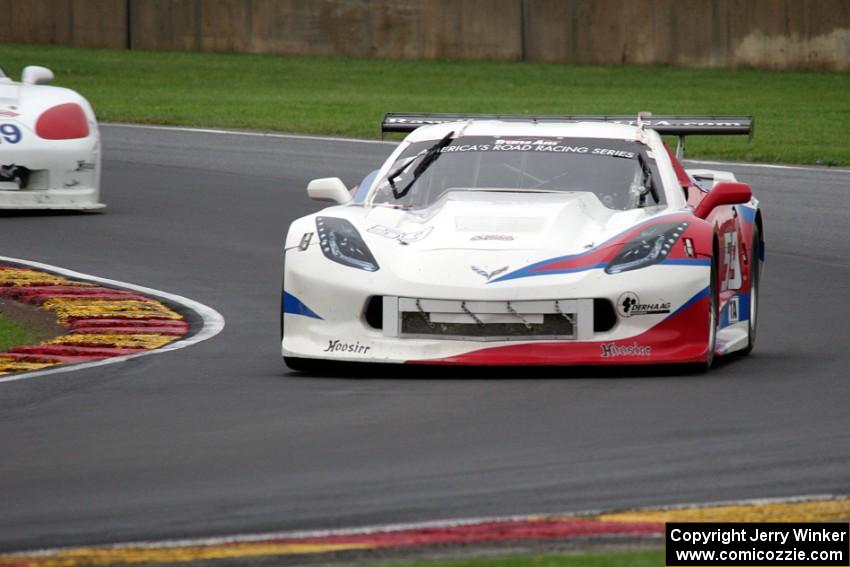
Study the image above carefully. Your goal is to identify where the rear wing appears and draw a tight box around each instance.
[381,113,754,158]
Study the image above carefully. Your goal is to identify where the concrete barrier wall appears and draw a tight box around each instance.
[0,0,127,48]
[2,0,848,70]
[524,0,850,70]
[127,0,523,60]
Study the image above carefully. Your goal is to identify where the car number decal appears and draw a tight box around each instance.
[722,230,742,291]
[0,124,22,144]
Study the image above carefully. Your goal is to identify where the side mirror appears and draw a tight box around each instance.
[21,65,54,85]
[307,177,351,205]
[693,181,752,219]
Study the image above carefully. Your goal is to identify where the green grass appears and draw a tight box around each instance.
[367,550,663,567]
[0,312,37,352]
[2,43,849,165]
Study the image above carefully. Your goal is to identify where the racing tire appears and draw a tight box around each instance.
[740,224,761,355]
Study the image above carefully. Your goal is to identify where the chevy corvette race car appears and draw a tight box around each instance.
[282,113,763,369]
[0,65,103,210]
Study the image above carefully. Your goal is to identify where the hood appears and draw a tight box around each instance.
[350,191,671,287]
[360,191,662,254]
[0,81,93,128]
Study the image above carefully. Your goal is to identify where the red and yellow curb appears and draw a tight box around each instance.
[1,496,847,567]
[0,265,187,375]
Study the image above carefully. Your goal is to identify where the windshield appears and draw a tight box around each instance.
[369,136,664,210]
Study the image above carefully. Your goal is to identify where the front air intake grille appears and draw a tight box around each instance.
[401,312,575,338]
[385,297,595,341]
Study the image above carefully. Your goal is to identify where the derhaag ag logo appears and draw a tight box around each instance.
[618,292,639,317]
[617,292,671,317]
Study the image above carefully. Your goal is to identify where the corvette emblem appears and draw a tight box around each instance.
[471,265,509,281]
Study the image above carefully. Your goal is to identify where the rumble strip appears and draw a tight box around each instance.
[0,260,223,379]
[0,495,847,566]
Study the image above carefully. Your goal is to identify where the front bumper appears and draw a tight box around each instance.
[0,186,105,210]
[0,133,103,210]
[282,253,712,366]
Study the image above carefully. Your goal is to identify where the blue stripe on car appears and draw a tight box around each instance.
[282,292,322,319]
[490,262,608,283]
[736,205,757,224]
[488,215,705,283]
[670,286,711,318]
[490,257,709,284]
[662,258,711,266]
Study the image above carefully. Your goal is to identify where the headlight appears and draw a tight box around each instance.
[605,221,689,274]
[316,217,379,272]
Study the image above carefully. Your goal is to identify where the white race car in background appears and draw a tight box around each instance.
[282,113,763,370]
[0,65,103,210]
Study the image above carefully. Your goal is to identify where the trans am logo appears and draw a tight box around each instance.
[367,225,432,244]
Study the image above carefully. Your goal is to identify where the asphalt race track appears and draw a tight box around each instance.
[0,125,848,551]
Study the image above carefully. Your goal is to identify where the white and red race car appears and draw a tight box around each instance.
[0,65,103,210]
[282,113,763,369]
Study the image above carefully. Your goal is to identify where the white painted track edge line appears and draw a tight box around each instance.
[685,158,850,174]
[102,122,396,146]
[8,493,845,555]
[0,255,225,384]
[102,123,850,173]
